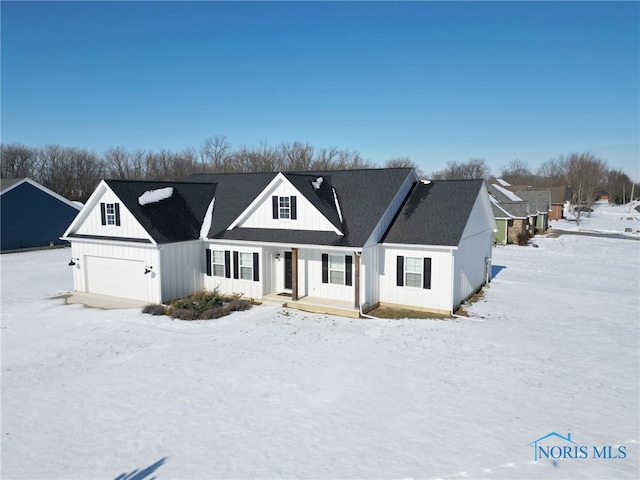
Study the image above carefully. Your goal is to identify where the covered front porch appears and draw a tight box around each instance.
[262,245,363,318]
[261,292,361,318]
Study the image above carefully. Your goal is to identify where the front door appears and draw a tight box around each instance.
[284,251,292,290]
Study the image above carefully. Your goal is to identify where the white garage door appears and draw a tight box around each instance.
[85,256,148,301]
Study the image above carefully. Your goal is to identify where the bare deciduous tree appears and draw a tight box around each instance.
[500,159,534,185]
[431,158,490,180]
[1,143,36,179]
[562,152,608,225]
[200,135,231,172]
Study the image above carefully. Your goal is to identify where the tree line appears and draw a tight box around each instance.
[1,136,637,208]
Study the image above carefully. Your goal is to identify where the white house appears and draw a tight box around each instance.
[62,168,496,317]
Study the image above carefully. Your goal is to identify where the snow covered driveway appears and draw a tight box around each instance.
[1,233,638,479]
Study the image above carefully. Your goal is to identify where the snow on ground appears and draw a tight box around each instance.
[1,226,639,479]
[552,200,640,236]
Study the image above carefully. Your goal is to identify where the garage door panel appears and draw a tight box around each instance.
[86,256,148,301]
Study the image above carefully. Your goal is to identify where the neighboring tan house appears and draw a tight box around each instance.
[1,178,82,251]
[62,168,496,317]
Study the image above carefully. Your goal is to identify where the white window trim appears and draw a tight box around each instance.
[239,252,253,281]
[212,250,225,277]
[279,196,290,219]
[405,256,423,288]
[329,254,345,285]
[105,203,117,226]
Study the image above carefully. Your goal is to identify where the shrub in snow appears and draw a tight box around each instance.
[201,305,231,319]
[152,288,252,320]
[516,230,533,246]
[170,308,201,321]
[142,304,168,316]
[227,298,252,312]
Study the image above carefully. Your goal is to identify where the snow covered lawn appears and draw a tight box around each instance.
[1,221,638,479]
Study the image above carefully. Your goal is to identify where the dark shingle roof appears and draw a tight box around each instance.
[106,180,216,244]
[512,189,550,214]
[188,168,414,247]
[497,201,530,218]
[382,179,484,246]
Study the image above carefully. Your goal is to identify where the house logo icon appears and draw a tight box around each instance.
[528,432,576,462]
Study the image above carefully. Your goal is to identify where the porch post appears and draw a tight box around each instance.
[354,252,360,310]
[292,247,299,301]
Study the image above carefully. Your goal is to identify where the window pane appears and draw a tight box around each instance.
[405,257,422,273]
[213,265,225,277]
[279,196,290,219]
[212,251,224,263]
[406,272,422,287]
[329,255,344,270]
[239,253,252,266]
[240,267,252,280]
[330,270,344,285]
[239,253,253,280]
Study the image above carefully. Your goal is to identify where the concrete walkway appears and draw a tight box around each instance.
[56,292,148,310]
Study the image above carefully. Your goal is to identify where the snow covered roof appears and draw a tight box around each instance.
[491,183,523,202]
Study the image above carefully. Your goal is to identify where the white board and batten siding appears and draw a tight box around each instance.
[204,243,265,299]
[234,177,340,233]
[360,170,418,308]
[379,246,455,314]
[74,187,151,241]
[159,241,205,302]
[69,241,161,303]
[452,192,495,308]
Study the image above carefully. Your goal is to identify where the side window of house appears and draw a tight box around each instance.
[212,251,225,277]
[239,253,253,280]
[396,256,431,289]
[272,195,297,220]
[206,249,232,278]
[231,251,260,282]
[321,253,353,286]
[100,202,121,226]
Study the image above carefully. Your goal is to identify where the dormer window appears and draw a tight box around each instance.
[272,195,297,220]
[100,202,121,226]
[279,197,291,219]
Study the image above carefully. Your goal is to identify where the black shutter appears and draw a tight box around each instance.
[224,250,231,278]
[272,195,279,219]
[233,251,239,279]
[115,203,121,226]
[100,203,106,225]
[423,257,432,289]
[321,254,329,284]
[291,195,297,220]
[253,252,259,281]
[396,256,404,287]
[345,255,353,286]
[205,249,212,277]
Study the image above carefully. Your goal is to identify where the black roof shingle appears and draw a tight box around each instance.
[106,180,216,244]
[382,179,484,246]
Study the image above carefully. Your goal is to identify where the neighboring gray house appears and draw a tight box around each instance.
[62,168,496,317]
[488,184,534,244]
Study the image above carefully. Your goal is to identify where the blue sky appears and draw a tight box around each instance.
[2,1,639,179]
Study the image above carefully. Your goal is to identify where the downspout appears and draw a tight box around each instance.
[356,250,384,320]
